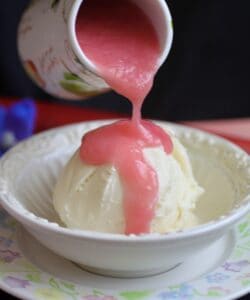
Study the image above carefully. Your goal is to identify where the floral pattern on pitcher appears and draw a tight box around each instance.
[51,0,60,9]
[18,0,108,100]
[23,60,46,88]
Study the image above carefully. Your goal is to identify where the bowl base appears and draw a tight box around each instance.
[74,262,182,278]
[17,225,236,290]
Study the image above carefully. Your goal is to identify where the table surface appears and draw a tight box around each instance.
[0,99,249,299]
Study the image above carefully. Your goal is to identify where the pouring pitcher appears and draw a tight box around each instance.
[18,0,173,100]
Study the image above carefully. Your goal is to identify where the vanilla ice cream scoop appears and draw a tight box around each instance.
[53,135,203,234]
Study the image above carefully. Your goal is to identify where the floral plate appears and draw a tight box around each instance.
[0,207,250,300]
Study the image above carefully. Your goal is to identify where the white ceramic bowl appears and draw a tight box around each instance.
[0,121,249,278]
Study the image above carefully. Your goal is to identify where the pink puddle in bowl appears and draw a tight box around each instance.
[76,0,172,234]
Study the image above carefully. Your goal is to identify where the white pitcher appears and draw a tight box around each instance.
[18,0,173,100]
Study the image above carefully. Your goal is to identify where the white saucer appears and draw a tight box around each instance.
[0,207,250,300]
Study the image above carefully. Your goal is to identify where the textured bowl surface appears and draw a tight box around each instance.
[0,120,249,277]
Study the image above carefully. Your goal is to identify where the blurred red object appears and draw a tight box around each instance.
[183,119,250,154]
[34,101,125,132]
[0,98,124,132]
[0,98,249,153]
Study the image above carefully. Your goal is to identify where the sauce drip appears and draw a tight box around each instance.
[76,0,173,234]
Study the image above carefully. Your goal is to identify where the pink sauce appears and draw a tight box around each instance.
[76,0,173,234]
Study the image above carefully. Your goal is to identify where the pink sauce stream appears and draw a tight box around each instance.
[76,0,173,234]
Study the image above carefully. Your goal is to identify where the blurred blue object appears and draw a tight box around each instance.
[0,99,36,154]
